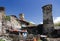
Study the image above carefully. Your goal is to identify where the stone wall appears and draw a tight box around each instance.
[0,7,6,35]
[47,38,60,41]
[42,4,54,37]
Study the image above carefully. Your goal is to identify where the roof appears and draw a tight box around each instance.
[0,7,5,11]
[6,29,27,33]
[21,24,43,30]
[21,26,37,30]
[19,20,29,25]
[10,15,17,18]
[42,4,52,9]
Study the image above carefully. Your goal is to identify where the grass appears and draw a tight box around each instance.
[0,39,5,41]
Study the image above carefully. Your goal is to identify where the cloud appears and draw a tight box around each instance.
[40,22,43,24]
[40,17,60,24]
[53,17,60,23]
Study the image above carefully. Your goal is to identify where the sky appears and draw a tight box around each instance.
[0,0,60,24]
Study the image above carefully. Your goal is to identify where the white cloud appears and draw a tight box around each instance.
[40,17,60,24]
[53,17,60,23]
[40,22,43,24]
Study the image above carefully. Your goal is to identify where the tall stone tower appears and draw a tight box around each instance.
[19,13,24,20]
[42,4,54,37]
[0,7,6,35]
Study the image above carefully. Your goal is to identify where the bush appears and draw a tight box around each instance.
[5,16,10,21]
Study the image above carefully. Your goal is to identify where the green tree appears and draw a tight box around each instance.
[5,16,10,21]
[54,22,60,26]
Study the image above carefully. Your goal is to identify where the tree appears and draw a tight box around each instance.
[54,22,60,26]
[5,16,10,21]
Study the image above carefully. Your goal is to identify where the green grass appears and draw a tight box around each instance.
[0,39,5,41]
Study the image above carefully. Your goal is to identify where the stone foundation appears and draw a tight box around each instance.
[47,38,60,41]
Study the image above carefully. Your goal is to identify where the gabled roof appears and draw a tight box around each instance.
[19,20,29,25]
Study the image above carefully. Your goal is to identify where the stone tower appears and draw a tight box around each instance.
[19,13,24,20]
[0,7,6,35]
[42,4,54,37]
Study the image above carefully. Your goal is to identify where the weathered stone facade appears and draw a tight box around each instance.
[0,7,6,35]
[0,4,60,41]
[19,13,25,21]
[42,4,54,37]
[10,15,21,30]
[47,38,60,41]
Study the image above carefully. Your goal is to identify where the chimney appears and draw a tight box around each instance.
[42,4,54,37]
[0,7,5,11]
[19,13,24,20]
[0,7,5,15]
